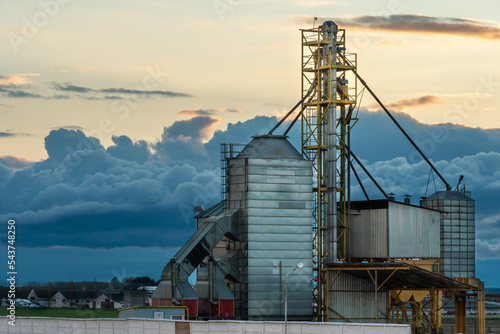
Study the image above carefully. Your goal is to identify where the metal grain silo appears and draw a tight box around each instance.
[420,191,475,278]
[225,135,313,320]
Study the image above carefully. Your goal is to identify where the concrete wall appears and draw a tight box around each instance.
[0,317,410,334]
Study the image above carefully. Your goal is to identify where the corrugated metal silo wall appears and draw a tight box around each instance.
[227,158,249,318]
[245,158,313,320]
[349,203,440,259]
[387,202,440,258]
[328,272,388,323]
[350,208,388,258]
[421,197,475,278]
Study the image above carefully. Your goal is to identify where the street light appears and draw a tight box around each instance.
[284,262,304,334]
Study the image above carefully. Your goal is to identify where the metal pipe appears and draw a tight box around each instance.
[283,91,315,136]
[324,24,338,264]
[268,81,316,135]
[170,258,179,305]
[351,68,452,191]
[208,256,214,305]
[346,146,389,199]
[351,163,370,200]
[280,261,283,317]
[284,263,304,334]
[347,132,352,262]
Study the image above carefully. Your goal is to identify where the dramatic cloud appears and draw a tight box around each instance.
[106,135,152,164]
[154,116,221,168]
[52,82,193,100]
[176,108,242,117]
[161,116,220,142]
[350,110,500,164]
[292,15,500,40]
[0,130,220,249]
[0,112,499,282]
[367,95,442,111]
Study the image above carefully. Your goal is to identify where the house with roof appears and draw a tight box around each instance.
[26,287,56,307]
[49,291,70,308]
[60,290,97,309]
[88,293,123,310]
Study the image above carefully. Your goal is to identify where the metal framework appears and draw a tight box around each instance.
[325,263,482,333]
[301,22,357,321]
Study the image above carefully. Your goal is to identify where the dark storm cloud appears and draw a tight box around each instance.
[106,135,152,164]
[0,114,499,264]
[52,82,193,99]
[293,15,500,40]
[350,110,500,164]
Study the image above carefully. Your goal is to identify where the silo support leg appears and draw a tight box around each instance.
[430,291,442,329]
[454,293,466,334]
[478,289,485,334]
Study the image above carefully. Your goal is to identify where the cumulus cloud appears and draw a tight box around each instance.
[0,156,35,170]
[1,111,500,282]
[106,135,151,164]
[476,240,500,260]
[161,116,220,142]
[292,15,500,40]
[154,116,221,169]
[0,115,279,250]
[0,130,221,249]
[350,110,500,164]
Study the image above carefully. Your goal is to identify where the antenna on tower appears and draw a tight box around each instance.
[313,16,318,28]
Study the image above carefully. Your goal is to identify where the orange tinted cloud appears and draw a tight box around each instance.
[292,15,500,40]
[367,95,442,111]
[176,108,242,117]
[0,73,38,86]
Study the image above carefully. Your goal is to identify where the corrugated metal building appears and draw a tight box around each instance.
[349,200,441,260]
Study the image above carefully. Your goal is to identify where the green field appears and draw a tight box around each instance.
[0,308,118,318]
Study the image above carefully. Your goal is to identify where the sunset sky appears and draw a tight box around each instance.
[1,0,500,287]
[1,0,500,161]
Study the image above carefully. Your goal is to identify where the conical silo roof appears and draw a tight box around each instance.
[425,191,473,201]
[236,135,303,160]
